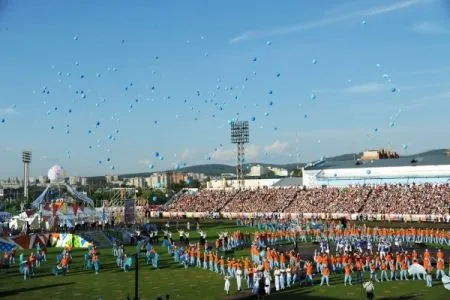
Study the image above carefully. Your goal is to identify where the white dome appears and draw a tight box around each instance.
[48,165,65,182]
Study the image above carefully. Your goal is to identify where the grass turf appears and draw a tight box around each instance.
[0,221,449,300]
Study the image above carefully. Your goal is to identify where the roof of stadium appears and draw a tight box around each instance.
[273,177,303,187]
[304,152,450,171]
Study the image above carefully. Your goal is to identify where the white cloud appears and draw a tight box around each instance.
[264,141,289,154]
[230,0,428,43]
[412,21,450,35]
[0,108,17,115]
[343,82,388,93]
[213,145,260,162]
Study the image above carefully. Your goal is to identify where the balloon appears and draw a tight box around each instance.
[252,57,257,62]
[264,112,269,117]
[48,165,65,182]
[389,122,395,127]
[111,166,115,170]
[269,101,273,106]
[159,156,164,161]
[312,59,317,64]
[276,73,281,78]
[68,109,72,113]
[152,196,157,202]
[376,63,381,68]
[88,130,92,134]
[310,93,316,100]
[96,121,101,127]
[1,118,5,123]
[274,126,278,131]
[304,114,308,118]
[362,20,367,25]
[268,90,273,95]
[96,73,101,78]
[402,144,408,150]
[251,116,256,122]
[50,126,54,130]
[374,128,378,132]
[154,152,160,157]
[80,74,84,79]
[107,158,111,162]
[148,164,154,169]
[391,87,397,93]
[98,160,102,164]
[366,169,371,175]
[266,41,271,46]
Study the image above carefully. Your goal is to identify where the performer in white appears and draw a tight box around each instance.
[274,267,281,291]
[224,275,231,295]
[363,280,375,300]
[236,266,243,291]
[264,271,272,295]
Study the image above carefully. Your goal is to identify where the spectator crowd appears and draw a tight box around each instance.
[167,184,450,215]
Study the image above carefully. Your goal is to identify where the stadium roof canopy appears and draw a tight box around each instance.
[304,154,450,171]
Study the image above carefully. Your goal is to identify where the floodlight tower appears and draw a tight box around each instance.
[22,150,32,199]
[230,121,249,188]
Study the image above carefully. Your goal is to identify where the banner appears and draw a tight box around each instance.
[124,199,136,224]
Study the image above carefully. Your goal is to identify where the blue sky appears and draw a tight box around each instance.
[1,0,450,178]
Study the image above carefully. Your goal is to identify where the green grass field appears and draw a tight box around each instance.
[1,221,449,300]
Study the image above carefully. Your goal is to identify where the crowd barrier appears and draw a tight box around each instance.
[150,211,450,222]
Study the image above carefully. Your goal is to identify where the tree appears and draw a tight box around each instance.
[292,169,303,177]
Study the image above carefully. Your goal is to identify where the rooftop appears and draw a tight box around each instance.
[304,152,450,171]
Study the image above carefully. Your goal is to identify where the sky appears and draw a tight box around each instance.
[1,0,450,178]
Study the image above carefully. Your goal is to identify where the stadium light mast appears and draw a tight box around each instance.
[22,150,32,199]
[230,121,249,188]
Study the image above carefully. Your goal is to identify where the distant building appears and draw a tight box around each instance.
[69,176,81,186]
[145,173,171,189]
[127,177,145,188]
[81,177,88,186]
[38,176,49,184]
[268,166,289,177]
[248,165,269,176]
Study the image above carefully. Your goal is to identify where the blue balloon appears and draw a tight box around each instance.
[80,74,84,79]
[68,109,72,113]
[96,121,101,127]
[391,87,397,93]
[1,118,5,123]
[264,112,269,117]
[251,116,256,122]
[252,57,257,62]
[266,41,271,46]
[276,73,281,78]
[88,130,92,134]
[50,126,54,130]
[107,157,111,162]
[154,152,160,157]
[389,122,395,128]
[402,144,408,150]
[310,93,316,100]
[268,90,273,95]
[312,59,317,64]
[304,114,308,118]
[269,101,273,106]
[148,164,154,169]
[98,160,102,164]
[374,128,378,132]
